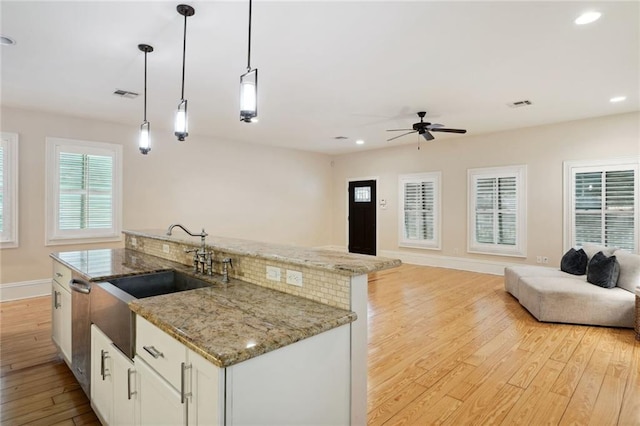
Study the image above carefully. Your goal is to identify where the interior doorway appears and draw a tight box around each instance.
[348,179,377,255]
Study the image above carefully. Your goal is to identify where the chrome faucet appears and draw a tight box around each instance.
[166,224,212,275]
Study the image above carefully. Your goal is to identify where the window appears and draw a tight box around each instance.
[468,165,527,256]
[399,172,441,249]
[46,137,122,245]
[564,158,638,253]
[0,132,19,248]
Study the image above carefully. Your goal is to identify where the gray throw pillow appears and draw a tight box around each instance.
[586,251,620,289]
[560,248,588,275]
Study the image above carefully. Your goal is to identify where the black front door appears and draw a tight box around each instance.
[348,180,376,255]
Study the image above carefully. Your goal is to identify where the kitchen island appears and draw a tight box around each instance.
[52,231,401,425]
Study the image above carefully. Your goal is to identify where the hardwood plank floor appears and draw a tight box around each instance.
[1,264,638,425]
[367,264,640,425]
[0,296,100,426]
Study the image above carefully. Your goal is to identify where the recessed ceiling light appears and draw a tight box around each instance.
[0,35,16,46]
[610,96,627,103]
[356,139,365,145]
[575,11,601,25]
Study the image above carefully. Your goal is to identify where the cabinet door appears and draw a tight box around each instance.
[52,281,72,364]
[91,325,113,425]
[187,349,224,426]
[136,356,186,426]
[111,344,137,426]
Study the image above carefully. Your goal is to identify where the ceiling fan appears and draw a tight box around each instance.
[386,111,467,142]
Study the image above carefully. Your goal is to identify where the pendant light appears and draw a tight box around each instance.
[138,44,154,155]
[175,4,195,141]
[240,0,258,123]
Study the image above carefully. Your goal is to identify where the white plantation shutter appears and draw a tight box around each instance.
[46,138,122,245]
[468,166,526,256]
[0,132,18,248]
[568,159,637,252]
[399,172,440,249]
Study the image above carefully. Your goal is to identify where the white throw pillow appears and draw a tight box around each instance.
[582,243,616,260]
[615,250,640,293]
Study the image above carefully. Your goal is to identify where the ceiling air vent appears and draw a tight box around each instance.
[113,89,139,99]
[507,99,533,108]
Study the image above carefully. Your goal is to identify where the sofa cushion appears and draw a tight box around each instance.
[518,275,634,328]
[587,252,620,288]
[560,248,588,275]
[614,250,640,293]
[582,243,616,260]
[504,266,570,300]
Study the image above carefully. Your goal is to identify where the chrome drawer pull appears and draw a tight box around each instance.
[127,368,137,400]
[143,345,164,359]
[181,362,192,404]
[100,349,110,380]
[56,272,63,278]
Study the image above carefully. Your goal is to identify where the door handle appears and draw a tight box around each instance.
[100,349,110,380]
[143,345,164,359]
[127,368,137,400]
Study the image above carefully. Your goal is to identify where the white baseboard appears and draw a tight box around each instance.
[0,279,51,302]
[378,249,521,276]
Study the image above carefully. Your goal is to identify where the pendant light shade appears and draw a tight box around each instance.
[240,69,258,122]
[138,43,154,155]
[240,0,258,123]
[175,4,195,141]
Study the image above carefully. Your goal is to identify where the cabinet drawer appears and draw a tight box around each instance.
[136,316,186,390]
[52,261,72,291]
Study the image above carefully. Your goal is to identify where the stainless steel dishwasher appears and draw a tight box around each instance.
[69,272,92,397]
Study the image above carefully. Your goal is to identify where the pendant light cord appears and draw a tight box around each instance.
[247,0,252,71]
[181,13,187,99]
[143,51,148,121]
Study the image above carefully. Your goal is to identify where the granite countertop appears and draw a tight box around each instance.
[51,248,193,281]
[51,248,357,368]
[124,229,401,275]
[129,283,356,368]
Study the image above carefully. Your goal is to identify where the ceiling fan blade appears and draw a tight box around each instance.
[426,123,444,129]
[422,131,435,141]
[430,128,467,134]
[386,128,414,132]
[387,131,416,142]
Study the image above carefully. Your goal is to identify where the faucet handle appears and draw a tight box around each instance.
[223,258,233,268]
[185,248,198,254]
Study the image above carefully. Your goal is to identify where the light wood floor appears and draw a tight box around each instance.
[1,265,638,425]
[367,264,640,425]
[0,296,100,425]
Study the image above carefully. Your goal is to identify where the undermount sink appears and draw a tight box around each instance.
[90,270,212,360]
[106,270,212,299]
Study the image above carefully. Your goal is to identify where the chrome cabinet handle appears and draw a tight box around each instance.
[180,362,192,404]
[69,279,91,294]
[55,272,63,278]
[143,345,164,359]
[53,291,60,309]
[127,368,137,400]
[100,349,110,380]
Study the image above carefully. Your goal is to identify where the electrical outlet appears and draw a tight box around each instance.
[286,270,303,287]
[266,266,281,282]
[536,256,542,263]
[542,256,549,264]
[162,244,170,254]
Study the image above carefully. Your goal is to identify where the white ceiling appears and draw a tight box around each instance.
[1,1,638,155]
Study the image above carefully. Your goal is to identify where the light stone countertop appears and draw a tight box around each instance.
[51,248,357,368]
[124,229,401,276]
[129,283,356,368]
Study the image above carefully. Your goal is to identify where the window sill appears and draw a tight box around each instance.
[46,235,122,246]
[399,241,441,251]
[467,247,527,258]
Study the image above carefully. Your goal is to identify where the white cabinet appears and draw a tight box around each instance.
[91,325,137,426]
[52,261,72,365]
[135,316,223,426]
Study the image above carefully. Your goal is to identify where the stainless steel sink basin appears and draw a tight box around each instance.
[107,270,212,299]
[90,270,212,359]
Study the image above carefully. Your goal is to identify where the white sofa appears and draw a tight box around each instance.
[505,245,639,328]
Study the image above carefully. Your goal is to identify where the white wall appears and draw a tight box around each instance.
[0,106,333,284]
[331,112,640,271]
